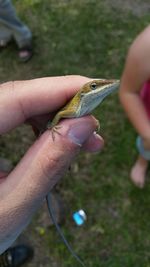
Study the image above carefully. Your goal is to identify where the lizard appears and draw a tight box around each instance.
[47,78,120,140]
[46,78,120,266]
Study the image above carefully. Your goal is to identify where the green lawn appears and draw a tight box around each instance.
[1,1,150,266]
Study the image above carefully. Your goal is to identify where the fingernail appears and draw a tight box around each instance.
[68,120,95,146]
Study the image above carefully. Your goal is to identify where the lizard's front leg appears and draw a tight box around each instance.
[47,109,75,140]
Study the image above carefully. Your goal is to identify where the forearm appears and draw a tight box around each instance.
[0,129,73,253]
[119,90,150,139]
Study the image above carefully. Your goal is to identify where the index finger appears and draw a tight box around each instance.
[0,75,90,134]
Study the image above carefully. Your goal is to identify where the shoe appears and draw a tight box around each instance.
[0,245,34,267]
[18,44,33,62]
[0,40,33,62]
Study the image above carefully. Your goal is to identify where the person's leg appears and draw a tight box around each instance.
[0,24,12,46]
[0,245,33,267]
[130,155,148,188]
[0,0,32,61]
[130,136,150,188]
[0,0,32,46]
[0,0,12,45]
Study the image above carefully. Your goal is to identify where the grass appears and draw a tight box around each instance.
[1,0,150,266]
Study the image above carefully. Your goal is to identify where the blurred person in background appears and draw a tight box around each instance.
[0,0,33,62]
[120,26,150,188]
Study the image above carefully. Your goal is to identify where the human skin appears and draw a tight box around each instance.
[0,75,104,253]
[119,25,150,150]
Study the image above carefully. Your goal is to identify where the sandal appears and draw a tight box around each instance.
[0,245,34,267]
[18,44,33,62]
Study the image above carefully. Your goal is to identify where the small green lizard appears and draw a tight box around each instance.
[47,79,119,139]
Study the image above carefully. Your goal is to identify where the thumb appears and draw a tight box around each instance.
[0,116,102,252]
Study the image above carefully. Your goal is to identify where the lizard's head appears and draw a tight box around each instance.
[82,79,119,94]
[78,78,120,116]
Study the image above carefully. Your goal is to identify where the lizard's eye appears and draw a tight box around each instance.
[90,82,97,90]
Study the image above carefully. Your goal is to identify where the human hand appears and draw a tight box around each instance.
[0,75,104,253]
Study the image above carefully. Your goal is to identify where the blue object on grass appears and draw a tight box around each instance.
[73,210,87,226]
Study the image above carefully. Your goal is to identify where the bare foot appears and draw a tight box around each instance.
[130,155,148,188]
